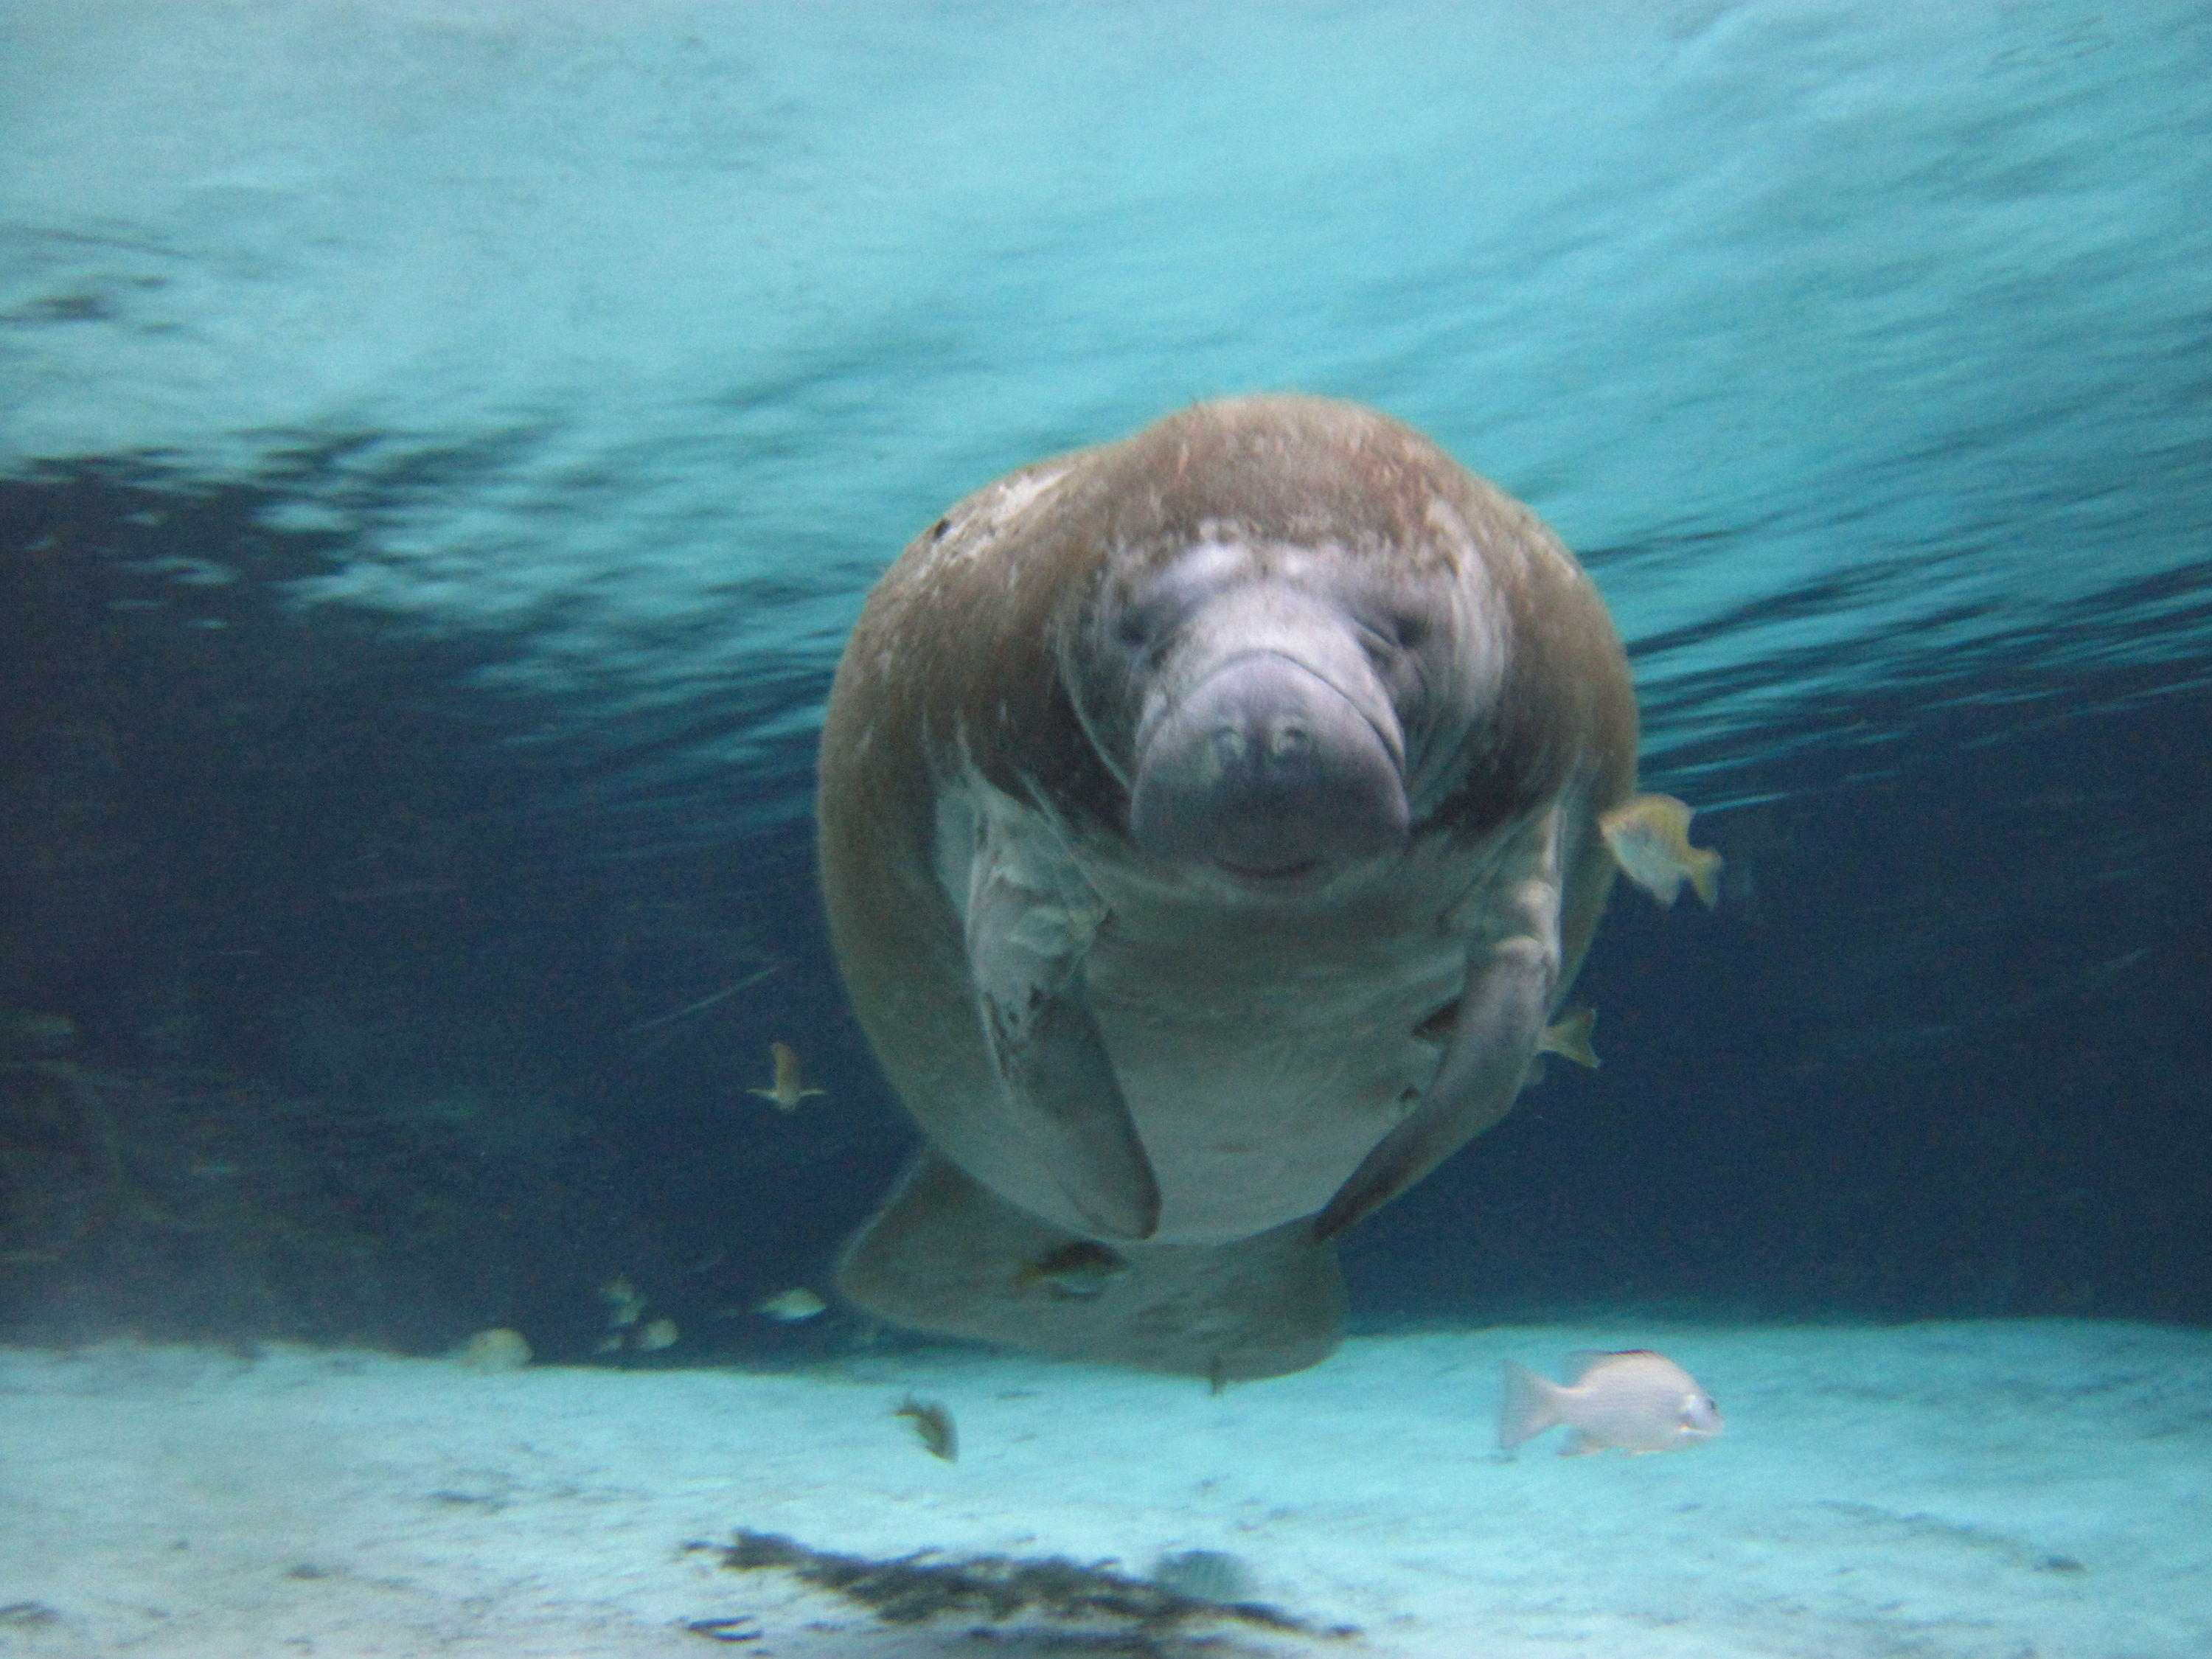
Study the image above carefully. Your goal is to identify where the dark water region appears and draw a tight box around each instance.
[4,463,2206,1363]
[0,465,880,1360]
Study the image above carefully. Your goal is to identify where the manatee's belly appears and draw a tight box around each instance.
[1082,897,1469,1243]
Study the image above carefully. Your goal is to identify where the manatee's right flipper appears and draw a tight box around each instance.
[837,1152,1343,1382]
[967,821,1159,1241]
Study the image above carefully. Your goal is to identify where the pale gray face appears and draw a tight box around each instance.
[1073,536,1470,883]
[1679,1389,1725,1441]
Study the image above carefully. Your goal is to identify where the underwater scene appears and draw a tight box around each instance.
[3,2,2209,1655]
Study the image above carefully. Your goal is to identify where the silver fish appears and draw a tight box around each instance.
[1498,1349,1722,1455]
[755,1287,829,1322]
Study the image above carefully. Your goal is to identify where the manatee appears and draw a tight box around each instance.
[818,394,1709,1381]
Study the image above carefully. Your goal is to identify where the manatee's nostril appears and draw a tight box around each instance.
[1203,717,1316,774]
[1130,655,1409,874]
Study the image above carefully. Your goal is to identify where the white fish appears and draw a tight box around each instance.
[1498,1349,1722,1455]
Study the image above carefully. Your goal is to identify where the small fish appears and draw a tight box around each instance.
[894,1395,959,1462]
[1012,1240,1130,1300]
[599,1274,645,1328]
[635,1318,679,1352]
[1537,1006,1599,1068]
[454,1328,532,1373]
[1419,1003,1597,1074]
[1499,1349,1722,1455]
[756,1287,829,1322]
[1599,794,1722,909]
[748,1041,827,1112]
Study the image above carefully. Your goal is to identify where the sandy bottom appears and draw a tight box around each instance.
[2,1319,2206,1658]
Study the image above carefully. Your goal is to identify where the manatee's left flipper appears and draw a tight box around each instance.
[1312,933,1556,1239]
[1315,816,1567,1242]
[967,823,1161,1241]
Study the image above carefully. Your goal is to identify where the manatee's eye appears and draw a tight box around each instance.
[1110,548,1251,664]
[1355,612,1425,660]
[1111,582,1200,657]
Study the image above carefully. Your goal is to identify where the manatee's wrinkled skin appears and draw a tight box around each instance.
[818,395,1638,1380]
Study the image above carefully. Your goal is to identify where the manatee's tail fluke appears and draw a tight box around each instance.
[1498,1358,1565,1450]
[835,1152,1343,1382]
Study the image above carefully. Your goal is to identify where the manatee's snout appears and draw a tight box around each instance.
[1130,654,1409,877]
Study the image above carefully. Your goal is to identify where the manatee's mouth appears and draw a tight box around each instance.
[1130,652,1410,877]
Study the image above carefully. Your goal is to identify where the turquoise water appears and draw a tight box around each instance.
[6,1,2208,827]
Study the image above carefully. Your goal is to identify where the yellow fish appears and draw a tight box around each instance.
[1537,1006,1599,1068]
[1499,1349,1723,1455]
[748,1041,827,1111]
[1599,793,1722,909]
[454,1328,532,1372]
[1012,1240,1131,1300]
